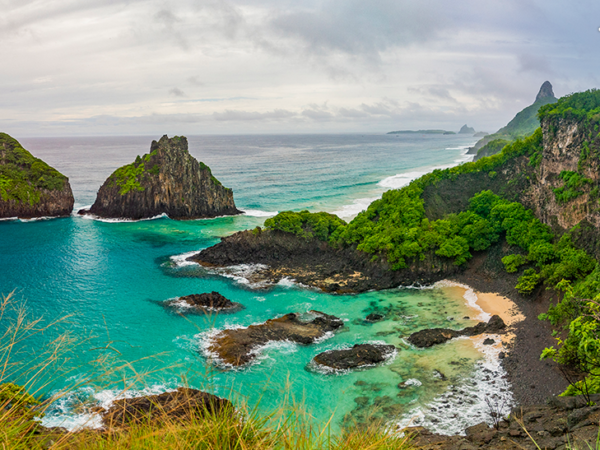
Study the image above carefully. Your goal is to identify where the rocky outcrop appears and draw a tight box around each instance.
[313,344,395,370]
[536,80,555,102]
[459,124,475,134]
[407,315,506,348]
[406,393,600,449]
[101,387,231,427]
[81,135,240,220]
[189,228,462,293]
[0,133,74,219]
[206,311,343,367]
[172,291,242,312]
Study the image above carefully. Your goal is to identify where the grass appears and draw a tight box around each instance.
[0,292,415,449]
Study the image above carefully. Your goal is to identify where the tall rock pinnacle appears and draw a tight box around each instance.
[535,81,555,102]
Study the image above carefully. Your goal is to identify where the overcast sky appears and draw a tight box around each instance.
[2,0,599,136]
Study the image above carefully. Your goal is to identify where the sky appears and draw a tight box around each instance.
[2,0,600,136]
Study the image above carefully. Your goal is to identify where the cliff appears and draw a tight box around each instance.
[469,81,558,159]
[0,133,74,219]
[83,135,241,220]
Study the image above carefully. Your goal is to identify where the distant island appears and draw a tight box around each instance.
[387,129,456,135]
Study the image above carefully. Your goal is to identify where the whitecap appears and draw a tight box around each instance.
[78,212,169,223]
[331,197,379,219]
[169,250,202,268]
[239,209,278,217]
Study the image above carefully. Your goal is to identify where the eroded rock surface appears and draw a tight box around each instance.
[407,315,506,348]
[207,311,343,367]
[101,387,231,427]
[313,344,396,370]
[82,135,240,220]
[173,291,242,312]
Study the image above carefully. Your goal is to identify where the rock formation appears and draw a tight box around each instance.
[407,315,506,348]
[169,291,243,313]
[101,387,231,427]
[536,80,555,102]
[312,344,395,370]
[206,311,344,367]
[459,124,476,134]
[81,135,241,220]
[0,133,74,219]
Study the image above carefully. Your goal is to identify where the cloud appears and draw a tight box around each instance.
[169,87,186,97]
[213,109,296,121]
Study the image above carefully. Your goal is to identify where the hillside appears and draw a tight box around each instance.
[0,133,74,219]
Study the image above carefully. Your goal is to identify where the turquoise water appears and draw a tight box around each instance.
[0,133,511,433]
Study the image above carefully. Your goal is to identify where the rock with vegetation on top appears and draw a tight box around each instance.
[207,311,344,367]
[0,133,74,219]
[313,343,396,370]
[81,135,241,220]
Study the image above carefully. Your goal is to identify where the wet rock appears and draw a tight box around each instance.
[483,338,495,345]
[207,310,343,367]
[365,313,385,322]
[407,315,506,348]
[313,344,395,370]
[101,387,231,427]
[172,291,243,312]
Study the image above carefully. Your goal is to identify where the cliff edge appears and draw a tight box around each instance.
[0,133,74,219]
[82,135,241,220]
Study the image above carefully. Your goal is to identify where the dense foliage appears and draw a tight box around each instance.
[264,210,346,242]
[539,89,600,122]
[110,151,160,195]
[0,133,67,205]
[475,139,511,160]
[553,170,593,203]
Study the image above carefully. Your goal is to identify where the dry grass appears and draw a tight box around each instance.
[0,292,415,449]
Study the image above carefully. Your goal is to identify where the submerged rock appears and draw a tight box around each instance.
[365,313,385,322]
[101,387,231,427]
[313,344,396,370]
[173,291,242,312]
[0,133,74,219]
[81,135,241,220]
[407,315,506,348]
[207,311,343,367]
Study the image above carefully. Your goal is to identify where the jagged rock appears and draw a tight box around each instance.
[173,291,242,312]
[312,344,395,370]
[536,80,555,102]
[207,311,343,367]
[0,133,74,219]
[101,387,231,427]
[407,315,506,348]
[459,124,476,134]
[81,135,241,220]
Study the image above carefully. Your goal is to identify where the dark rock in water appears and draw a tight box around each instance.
[0,133,74,219]
[433,370,447,381]
[313,344,395,370]
[365,313,385,322]
[101,387,231,427]
[176,291,242,311]
[483,338,495,345]
[459,124,476,134]
[207,311,343,367]
[407,315,506,348]
[81,135,241,220]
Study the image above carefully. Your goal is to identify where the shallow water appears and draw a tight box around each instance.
[0,133,513,433]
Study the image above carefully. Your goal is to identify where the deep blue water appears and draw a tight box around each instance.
[0,133,511,433]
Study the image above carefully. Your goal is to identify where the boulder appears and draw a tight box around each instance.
[407,315,506,348]
[313,344,396,370]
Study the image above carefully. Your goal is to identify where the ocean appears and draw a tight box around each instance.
[0,133,512,433]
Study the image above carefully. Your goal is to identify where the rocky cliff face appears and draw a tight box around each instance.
[83,135,241,220]
[0,133,74,219]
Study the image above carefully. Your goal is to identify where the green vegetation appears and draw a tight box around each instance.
[110,150,160,196]
[553,170,593,203]
[0,133,67,205]
[476,138,510,160]
[538,89,600,122]
[264,210,347,242]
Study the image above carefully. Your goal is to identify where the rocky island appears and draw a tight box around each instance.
[0,133,74,219]
[80,135,241,220]
[312,343,396,371]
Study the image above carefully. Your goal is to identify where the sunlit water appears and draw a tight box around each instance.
[0,133,512,433]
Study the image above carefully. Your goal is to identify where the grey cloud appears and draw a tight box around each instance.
[169,87,186,97]
[213,109,296,121]
[517,53,553,74]
[187,76,204,86]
